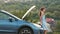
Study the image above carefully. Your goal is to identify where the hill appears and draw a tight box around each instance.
[0,0,60,22]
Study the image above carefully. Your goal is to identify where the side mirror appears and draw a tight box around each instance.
[8,17,15,22]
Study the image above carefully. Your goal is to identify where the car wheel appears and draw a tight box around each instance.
[19,27,33,34]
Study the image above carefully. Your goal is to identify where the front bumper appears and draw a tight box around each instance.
[33,29,44,34]
[33,28,44,34]
[33,30,40,34]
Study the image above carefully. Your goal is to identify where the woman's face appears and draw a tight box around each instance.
[43,9,46,12]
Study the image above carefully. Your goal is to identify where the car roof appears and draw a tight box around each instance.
[0,10,22,20]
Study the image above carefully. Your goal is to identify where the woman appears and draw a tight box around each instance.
[39,7,48,34]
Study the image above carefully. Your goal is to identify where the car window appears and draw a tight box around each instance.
[0,12,10,20]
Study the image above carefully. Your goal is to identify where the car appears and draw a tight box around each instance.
[0,10,42,34]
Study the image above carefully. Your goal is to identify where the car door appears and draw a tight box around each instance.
[0,12,18,34]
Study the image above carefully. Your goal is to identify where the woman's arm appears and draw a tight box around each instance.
[40,12,44,25]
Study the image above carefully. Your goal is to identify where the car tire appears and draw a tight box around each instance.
[18,27,33,34]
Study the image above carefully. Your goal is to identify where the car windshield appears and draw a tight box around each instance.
[0,10,22,20]
[0,12,11,20]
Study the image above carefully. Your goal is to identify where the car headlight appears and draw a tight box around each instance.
[32,23,44,30]
[32,23,41,28]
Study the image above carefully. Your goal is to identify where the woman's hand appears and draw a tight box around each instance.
[39,22,42,25]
